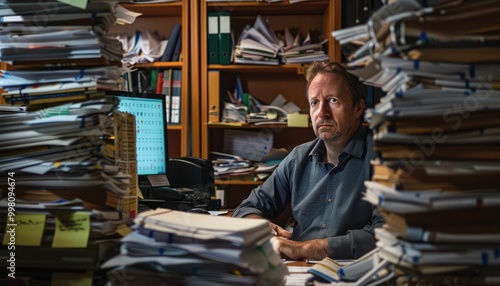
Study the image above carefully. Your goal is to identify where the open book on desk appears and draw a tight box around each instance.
[307,248,394,285]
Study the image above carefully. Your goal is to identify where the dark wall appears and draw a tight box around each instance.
[340,0,385,110]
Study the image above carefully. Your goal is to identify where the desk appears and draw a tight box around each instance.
[285,260,313,286]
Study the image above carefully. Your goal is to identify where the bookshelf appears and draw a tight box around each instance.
[196,0,342,207]
[113,1,190,158]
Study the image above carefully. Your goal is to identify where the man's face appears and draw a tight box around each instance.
[308,72,364,144]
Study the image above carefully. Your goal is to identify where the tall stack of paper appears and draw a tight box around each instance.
[328,0,500,284]
[112,111,140,211]
[0,0,139,111]
[0,99,135,285]
[102,208,288,285]
[0,1,138,285]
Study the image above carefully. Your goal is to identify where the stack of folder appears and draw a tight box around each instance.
[102,208,289,285]
[327,0,500,284]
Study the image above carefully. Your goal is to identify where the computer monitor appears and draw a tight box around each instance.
[109,91,169,185]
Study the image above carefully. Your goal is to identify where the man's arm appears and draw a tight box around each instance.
[244,214,325,260]
[272,206,384,260]
[328,206,384,258]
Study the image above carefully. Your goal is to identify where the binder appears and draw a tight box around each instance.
[162,69,173,123]
[171,32,182,61]
[218,11,231,65]
[208,70,220,123]
[170,69,182,125]
[160,23,181,62]
[207,12,219,64]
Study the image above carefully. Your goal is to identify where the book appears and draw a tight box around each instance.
[170,69,182,125]
[307,257,342,282]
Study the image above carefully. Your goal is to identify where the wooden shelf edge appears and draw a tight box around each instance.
[167,125,182,131]
[120,2,183,16]
[215,180,262,186]
[206,0,329,15]
[208,64,307,73]
[133,62,183,68]
[207,123,311,129]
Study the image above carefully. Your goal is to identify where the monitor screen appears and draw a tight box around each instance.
[110,91,169,181]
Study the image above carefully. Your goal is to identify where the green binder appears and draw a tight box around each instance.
[218,11,231,65]
[207,12,219,64]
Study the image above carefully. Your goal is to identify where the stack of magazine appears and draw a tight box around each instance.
[102,208,289,285]
[325,0,500,285]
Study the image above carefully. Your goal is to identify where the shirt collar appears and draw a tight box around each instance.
[308,124,367,162]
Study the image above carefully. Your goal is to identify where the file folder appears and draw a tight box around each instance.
[208,70,220,123]
[171,32,182,61]
[218,11,231,65]
[160,23,181,62]
[207,12,219,64]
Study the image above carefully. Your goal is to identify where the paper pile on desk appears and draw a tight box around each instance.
[102,208,289,285]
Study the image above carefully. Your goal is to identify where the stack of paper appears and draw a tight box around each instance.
[234,15,282,65]
[0,1,138,285]
[279,28,329,64]
[102,208,289,285]
[328,0,500,284]
[0,99,137,285]
[0,1,140,111]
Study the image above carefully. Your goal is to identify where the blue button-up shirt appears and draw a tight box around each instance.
[232,124,384,258]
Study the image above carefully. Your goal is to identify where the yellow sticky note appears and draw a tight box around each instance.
[56,0,88,9]
[287,113,309,127]
[2,214,46,246]
[52,271,93,286]
[52,212,90,248]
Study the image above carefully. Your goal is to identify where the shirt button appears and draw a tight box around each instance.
[327,198,332,203]
[322,224,327,229]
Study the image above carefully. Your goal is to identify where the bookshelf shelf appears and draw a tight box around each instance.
[134,62,183,68]
[206,0,329,15]
[119,3,183,16]
[208,64,306,73]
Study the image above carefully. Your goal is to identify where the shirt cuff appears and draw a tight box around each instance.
[327,235,352,258]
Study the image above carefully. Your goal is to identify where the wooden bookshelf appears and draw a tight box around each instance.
[114,1,191,158]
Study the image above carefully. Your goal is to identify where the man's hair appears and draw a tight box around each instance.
[305,61,367,107]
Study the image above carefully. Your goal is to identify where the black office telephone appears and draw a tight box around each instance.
[143,156,220,211]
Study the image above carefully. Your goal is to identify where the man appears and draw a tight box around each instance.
[232,61,384,260]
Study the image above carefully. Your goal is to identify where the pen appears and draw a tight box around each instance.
[271,229,277,236]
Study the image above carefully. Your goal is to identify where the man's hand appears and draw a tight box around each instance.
[269,222,292,238]
[270,236,329,260]
[242,214,293,238]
